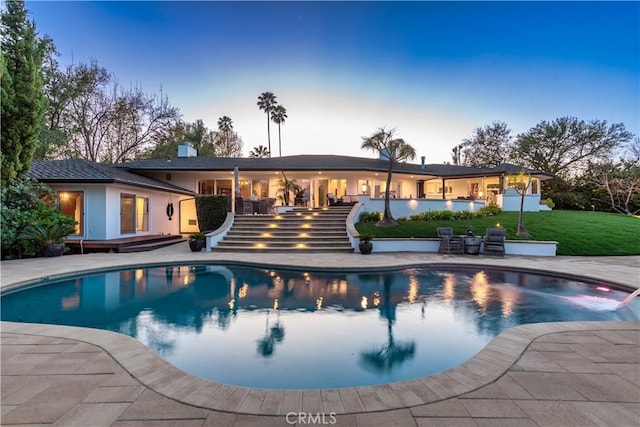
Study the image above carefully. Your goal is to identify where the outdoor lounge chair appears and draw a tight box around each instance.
[484,227,506,256]
[437,227,464,255]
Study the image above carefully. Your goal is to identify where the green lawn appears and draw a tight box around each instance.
[355,211,640,256]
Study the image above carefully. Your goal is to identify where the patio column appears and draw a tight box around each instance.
[442,178,446,199]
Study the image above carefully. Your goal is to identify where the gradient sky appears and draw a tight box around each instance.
[25,1,639,163]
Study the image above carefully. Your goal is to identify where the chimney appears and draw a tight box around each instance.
[178,143,197,158]
[421,156,426,169]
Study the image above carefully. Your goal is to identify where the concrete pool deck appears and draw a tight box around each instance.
[1,245,639,426]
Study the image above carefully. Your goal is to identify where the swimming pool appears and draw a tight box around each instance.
[2,264,637,389]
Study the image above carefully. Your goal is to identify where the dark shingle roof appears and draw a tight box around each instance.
[116,155,553,179]
[26,159,195,195]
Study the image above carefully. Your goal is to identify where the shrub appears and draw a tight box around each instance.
[545,198,555,209]
[358,211,382,222]
[195,195,229,232]
[1,179,72,259]
[477,205,503,216]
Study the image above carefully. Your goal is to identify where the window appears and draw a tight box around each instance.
[58,191,84,235]
[136,197,149,232]
[121,194,149,234]
[120,194,136,234]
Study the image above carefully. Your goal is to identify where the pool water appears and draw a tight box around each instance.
[2,265,638,389]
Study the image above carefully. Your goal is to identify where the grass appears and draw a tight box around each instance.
[355,210,640,256]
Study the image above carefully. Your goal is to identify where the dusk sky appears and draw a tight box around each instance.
[26,1,639,163]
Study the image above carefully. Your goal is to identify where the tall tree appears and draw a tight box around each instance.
[257,91,277,157]
[213,130,243,157]
[249,145,270,158]
[145,119,217,159]
[591,137,640,215]
[361,127,416,227]
[512,117,632,179]
[459,121,513,167]
[1,0,48,185]
[217,115,233,152]
[270,105,287,157]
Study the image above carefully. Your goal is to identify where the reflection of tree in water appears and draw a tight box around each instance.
[360,279,415,373]
[256,309,286,358]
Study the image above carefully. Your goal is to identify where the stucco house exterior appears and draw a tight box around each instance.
[26,146,553,242]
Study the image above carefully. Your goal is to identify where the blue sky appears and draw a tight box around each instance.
[26,1,639,163]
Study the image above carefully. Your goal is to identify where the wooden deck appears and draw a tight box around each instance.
[64,234,186,253]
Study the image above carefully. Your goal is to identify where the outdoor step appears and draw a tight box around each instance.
[213,246,354,253]
[217,204,353,252]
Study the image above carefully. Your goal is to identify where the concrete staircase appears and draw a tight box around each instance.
[214,206,354,252]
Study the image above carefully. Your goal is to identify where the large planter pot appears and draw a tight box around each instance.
[43,244,64,257]
[359,241,373,255]
[189,239,204,252]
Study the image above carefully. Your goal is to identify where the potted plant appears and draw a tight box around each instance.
[189,232,206,252]
[358,233,374,255]
[19,222,77,257]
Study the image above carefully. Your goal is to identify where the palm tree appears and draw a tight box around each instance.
[249,145,270,158]
[217,115,233,148]
[361,127,416,227]
[257,92,277,157]
[270,105,287,157]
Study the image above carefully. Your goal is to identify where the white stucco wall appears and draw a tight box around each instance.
[357,195,487,217]
[497,189,542,212]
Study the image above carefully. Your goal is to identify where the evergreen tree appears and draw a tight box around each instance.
[1,0,47,185]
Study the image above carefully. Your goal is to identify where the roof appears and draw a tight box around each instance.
[116,155,553,179]
[26,159,195,195]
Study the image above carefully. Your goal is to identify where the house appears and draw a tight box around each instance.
[26,146,553,241]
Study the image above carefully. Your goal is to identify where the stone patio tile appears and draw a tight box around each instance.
[33,352,103,375]
[82,385,145,403]
[570,401,640,426]
[528,342,573,352]
[416,418,477,427]
[301,389,323,413]
[354,408,416,427]
[202,411,238,426]
[507,372,587,400]
[320,388,345,414]
[592,329,640,345]
[620,402,640,416]
[233,414,291,427]
[410,399,469,417]
[0,397,83,424]
[569,342,639,364]
[9,343,76,354]
[101,371,141,387]
[402,379,442,403]
[114,420,206,427]
[0,375,58,405]
[599,363,640,387]
[75,353,121,374]
[461,383,509,399]
[259,390,284,414]
[554,372,640,402]
[332,413,358,426]
[278,389,302,415]
[1,353,58,374]
[119,391,209,420]
[337,387,365,413]
[474,418,538,427]
[237,388,267,413]
[355,386,386,411]
[387,381,425,407]
[205,384,250,412]
[52,402,130,426]
[514,400,599,426]
[513,351,566,372]
[460,398,528,418]
[64,342,103,353]
[493,375,534,400]
[371,384,404,409]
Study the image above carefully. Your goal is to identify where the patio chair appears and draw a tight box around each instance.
[241,199,254,215]
[266,198,277,215]
[484,227,506,256]
[437,227,464,255]
[327,193,341,206]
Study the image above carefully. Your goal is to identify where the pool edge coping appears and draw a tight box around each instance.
[2,320,638,416]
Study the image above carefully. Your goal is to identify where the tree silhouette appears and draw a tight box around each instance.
[257,92,277,157]
[271,105,287,157]
[361,127,416,227]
